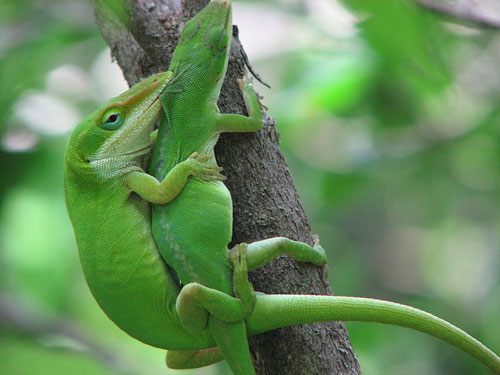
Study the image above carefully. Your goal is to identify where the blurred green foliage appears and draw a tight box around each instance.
[1,0,499,374]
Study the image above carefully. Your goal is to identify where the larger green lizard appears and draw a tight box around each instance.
[64,0,500,373]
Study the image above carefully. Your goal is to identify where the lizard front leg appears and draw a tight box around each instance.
[216,76,264,133]
[126,152,224,204]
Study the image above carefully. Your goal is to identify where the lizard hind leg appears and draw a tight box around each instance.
[175,282,250,330]
[172,248,259,374]
[209,317,256,375]
[229,243,256,318]
[174,270,257,374]
[243,236,327,272]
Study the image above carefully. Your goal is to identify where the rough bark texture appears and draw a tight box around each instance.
[90,0,361,373]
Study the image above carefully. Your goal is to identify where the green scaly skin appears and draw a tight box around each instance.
[64,71,224,351]
[149,1,500,373]
[64,0,500,373]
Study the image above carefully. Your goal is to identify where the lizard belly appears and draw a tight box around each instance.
[74,200,213,350]
[152,178,234,295]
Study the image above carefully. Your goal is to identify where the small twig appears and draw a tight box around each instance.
[233,25,271,88]
[417,0,500,30]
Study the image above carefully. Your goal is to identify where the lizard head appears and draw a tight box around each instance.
[65,71,171,178]
[168,0,232,101]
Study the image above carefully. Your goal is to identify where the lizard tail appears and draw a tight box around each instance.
[246,294,500,373]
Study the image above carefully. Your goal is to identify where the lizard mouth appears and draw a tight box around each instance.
[93,142,153,164]
[133,79,168,133]
[132,70,171,125]
[143,77,170,133]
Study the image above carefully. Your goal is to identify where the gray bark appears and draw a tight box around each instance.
[90,0,360,373]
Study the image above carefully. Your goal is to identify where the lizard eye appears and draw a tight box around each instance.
[100,109,123,130]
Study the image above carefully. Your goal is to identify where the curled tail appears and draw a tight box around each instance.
[246,294,500,373]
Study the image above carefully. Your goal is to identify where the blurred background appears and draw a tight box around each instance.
[1,0,499,374]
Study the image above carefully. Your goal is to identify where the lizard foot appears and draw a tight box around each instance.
[188,152,226,182]
[237,75,268,112]
[312,235,327,265]
[229,243,256,317]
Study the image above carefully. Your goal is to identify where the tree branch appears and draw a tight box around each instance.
[417,0,500,29]
[88,0,360,373]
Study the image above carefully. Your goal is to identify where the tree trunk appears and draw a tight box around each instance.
[90,0,361,373]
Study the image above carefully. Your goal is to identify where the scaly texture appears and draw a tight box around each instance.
[65,1,500,374]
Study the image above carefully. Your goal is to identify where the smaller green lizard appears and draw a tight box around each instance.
[145,1,500,373]
[64,0,500,373]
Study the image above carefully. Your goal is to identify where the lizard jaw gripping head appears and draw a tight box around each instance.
[169,0,232,93]
[65,71,171,177]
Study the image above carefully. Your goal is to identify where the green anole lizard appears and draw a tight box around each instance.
[145,1,500,373]
[63,0,500,373]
